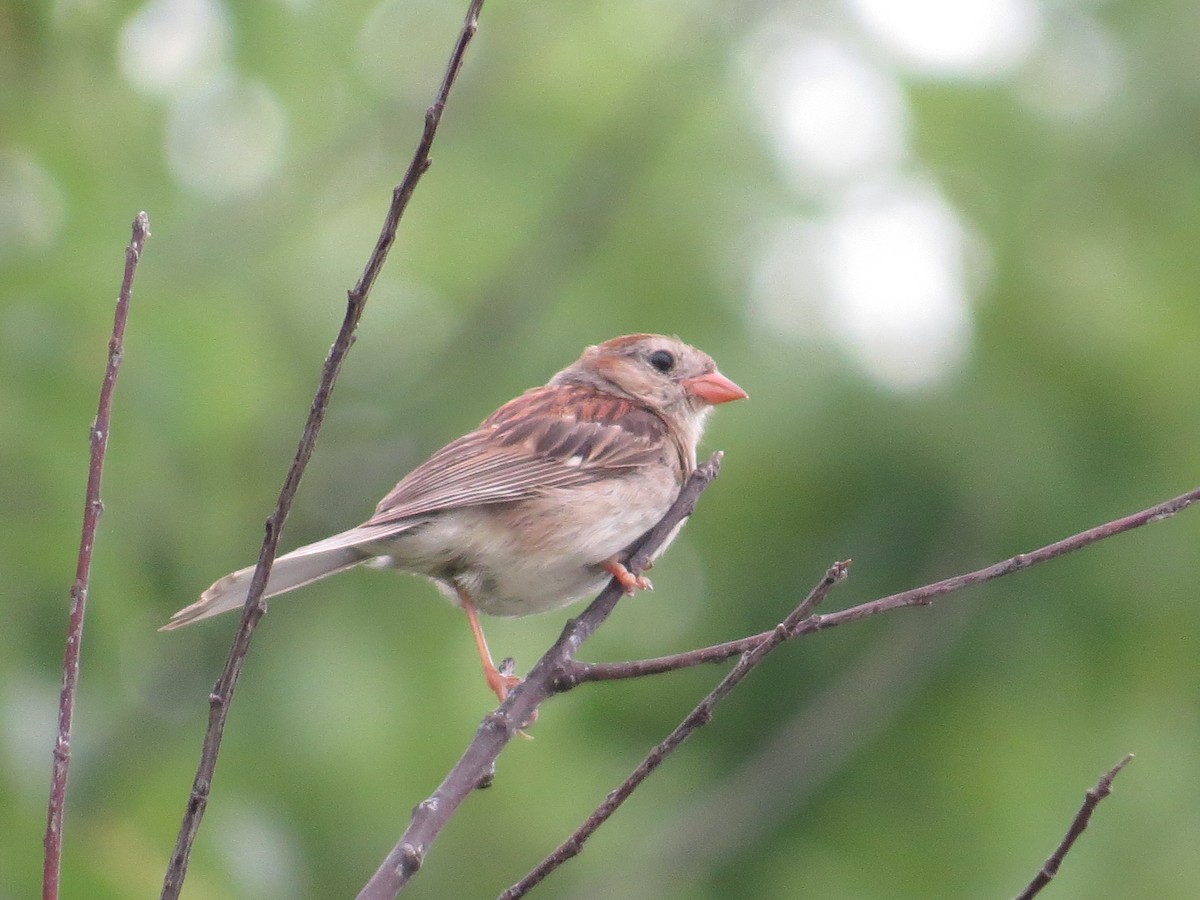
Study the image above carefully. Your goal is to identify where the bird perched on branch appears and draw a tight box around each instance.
[163,333,746,703]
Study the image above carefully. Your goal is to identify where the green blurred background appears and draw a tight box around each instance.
[4,0,1200,897]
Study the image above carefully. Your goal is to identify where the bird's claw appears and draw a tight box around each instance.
[603,559,653,595]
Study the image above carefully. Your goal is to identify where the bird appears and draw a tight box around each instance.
[162,334,746,703]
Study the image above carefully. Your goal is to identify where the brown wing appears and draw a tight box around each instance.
[364,384,673,526]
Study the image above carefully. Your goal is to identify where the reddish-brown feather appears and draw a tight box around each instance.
[365,384,675,527]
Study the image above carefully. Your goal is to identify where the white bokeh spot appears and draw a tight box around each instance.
[356,0,458,102]
[216,806,306,899]
[848,0,1043,78]
[1018,12,1123,120]
[748,179,980,390]
[166,76,288,199]
[118,0,231,97]
[747,31,908,188]
[0,149,68,259]
[825,181,975,388]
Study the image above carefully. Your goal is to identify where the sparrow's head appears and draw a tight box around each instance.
[554,334,747,421]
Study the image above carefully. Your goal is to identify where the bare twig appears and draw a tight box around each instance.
[568,483,1200,685]
[44,212,150,900]
[597,611,971,900]
[496,485,1199,896]
[159,3,486,896]
[355,479,1196,897]
[356,454,724,900]
[1013,754,1134,900]
[500,560,850,899]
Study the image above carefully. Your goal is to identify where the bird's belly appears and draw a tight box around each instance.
[378,476,679,617]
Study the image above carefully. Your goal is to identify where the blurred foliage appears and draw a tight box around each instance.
[3,0,1200,897]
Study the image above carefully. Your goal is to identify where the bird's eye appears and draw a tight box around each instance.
[647,349,675,373]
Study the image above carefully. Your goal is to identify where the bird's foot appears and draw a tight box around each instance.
[485,659,523,704]
[602,558,653,594]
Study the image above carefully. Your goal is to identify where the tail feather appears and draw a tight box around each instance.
[161,523,409,630]
[164,518,417,628]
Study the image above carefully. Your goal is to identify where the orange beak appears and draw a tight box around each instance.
[683,370,748,405]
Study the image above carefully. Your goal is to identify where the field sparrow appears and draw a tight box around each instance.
[163,334,746,701]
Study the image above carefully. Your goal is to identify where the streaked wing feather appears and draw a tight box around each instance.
[366,385,670,526]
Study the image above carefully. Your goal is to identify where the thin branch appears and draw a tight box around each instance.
[809,486,1200,630]
[600,611,971,899]
[356,454,724,900]
[159,3,486,896]
[569,483,1200,685]
[500,485,1199,896]
[44,212,150,900]
[499,560,850,900]
[1013,754,1134,900]
[355,478,1197,897]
